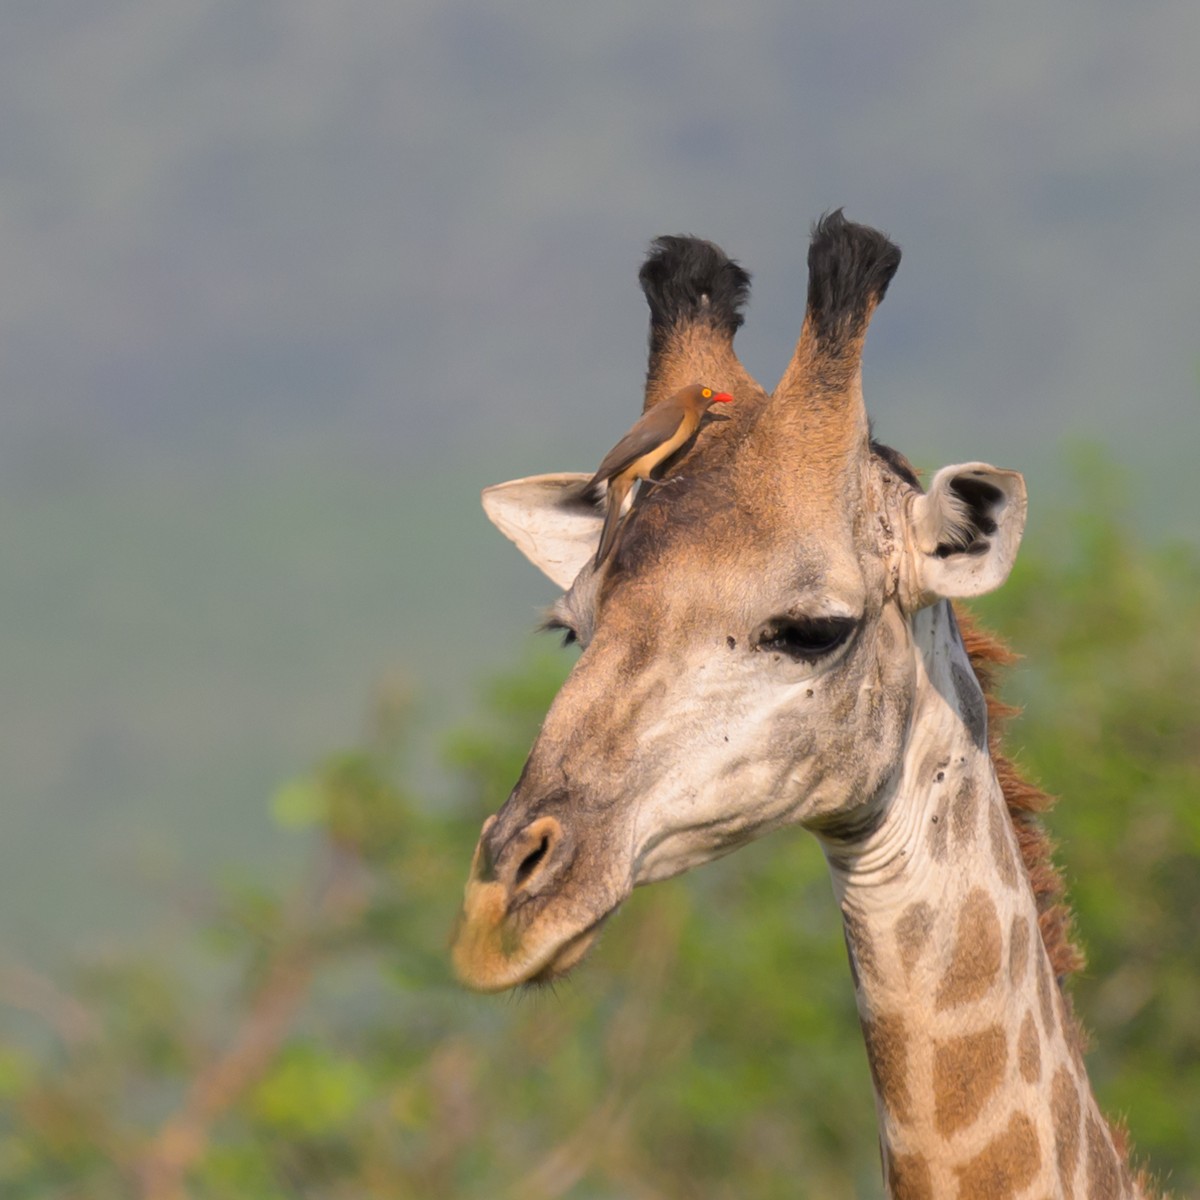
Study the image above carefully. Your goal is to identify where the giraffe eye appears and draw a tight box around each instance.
[754,616,856,662]
[540,615,578,648]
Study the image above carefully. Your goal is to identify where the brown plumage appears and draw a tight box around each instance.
[587,382,734,566]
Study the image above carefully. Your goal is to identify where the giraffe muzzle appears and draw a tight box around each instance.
[451,812,618,992]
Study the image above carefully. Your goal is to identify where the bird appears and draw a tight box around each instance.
[586,382,734,567]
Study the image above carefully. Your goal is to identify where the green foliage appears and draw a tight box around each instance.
[251,1045,373,1136]
[0,454,1196,1197]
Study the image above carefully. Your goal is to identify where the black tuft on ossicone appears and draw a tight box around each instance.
[806,210,901,345]
[638,236,751,346]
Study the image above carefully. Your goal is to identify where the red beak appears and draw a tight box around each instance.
[713,392,735,403]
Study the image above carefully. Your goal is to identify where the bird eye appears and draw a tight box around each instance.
[755,616,855,662]
[702,387,712,398]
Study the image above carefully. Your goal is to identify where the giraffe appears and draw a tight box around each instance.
[451,214,1153,1197]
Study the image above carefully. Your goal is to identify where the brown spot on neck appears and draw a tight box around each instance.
[886,1149,933,1200]
[843,925,860,990]
[860,1012,911,1125]
[954,1110,1041,1197]
[1008,915,1030,988]
[1018,1009,1041,1083]
[895,901,935,977]
[950,777,978,848]
[933,1023,1006,1137]
[988,800,1020,889]
[1052,1065,1082,1198]
[1086,1112,1124,1196]
[935,888,1002,1011]
[843,908,880,987]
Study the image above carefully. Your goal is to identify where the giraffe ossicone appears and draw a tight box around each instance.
[452,212,1153,1197]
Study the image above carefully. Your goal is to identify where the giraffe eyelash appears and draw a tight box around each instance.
[539,614,578,647]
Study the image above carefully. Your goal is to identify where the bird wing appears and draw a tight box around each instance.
[589,407,682,485]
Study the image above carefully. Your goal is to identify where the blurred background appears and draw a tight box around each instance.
[1,2,1197,1197]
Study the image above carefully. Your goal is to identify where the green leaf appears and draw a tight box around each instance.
[250,1044,372,1136]
[0,1046,31,1099]
[269,777,325,829]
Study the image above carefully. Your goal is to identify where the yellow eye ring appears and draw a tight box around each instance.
[702,387,712,398]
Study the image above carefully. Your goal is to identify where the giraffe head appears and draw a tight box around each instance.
[452,214,1027,991]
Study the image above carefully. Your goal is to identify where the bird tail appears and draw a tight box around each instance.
[594,498,624,567]
[594,475,636,567]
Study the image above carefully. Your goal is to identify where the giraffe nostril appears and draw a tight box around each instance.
[501,815,566,896]
[515,835,550,887]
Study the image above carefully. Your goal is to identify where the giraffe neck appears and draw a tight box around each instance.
[821,602,1136,1199]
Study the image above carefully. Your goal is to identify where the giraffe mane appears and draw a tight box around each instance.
[955,610,1085,997]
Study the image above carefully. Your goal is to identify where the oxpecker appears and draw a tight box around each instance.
[587,382,734,566]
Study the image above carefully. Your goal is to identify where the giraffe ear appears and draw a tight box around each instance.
[906,463,1027,603]
[482,474,604,590]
